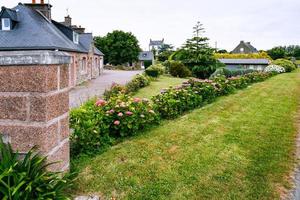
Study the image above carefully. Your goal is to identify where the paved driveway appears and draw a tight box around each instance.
[69,70,141,108]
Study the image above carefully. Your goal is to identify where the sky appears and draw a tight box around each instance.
[2,0,300,51]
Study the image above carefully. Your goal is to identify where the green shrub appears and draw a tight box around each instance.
[152,86,203,119]
[0,139,73,200]
[187,79,217,103]
[126,74,151,93]
[169,61,192,78]
[70,95,160,155]
[70,100,113,155]
[272,59,297,72]
[101,95,160,137]
[145,64,165,77]
[103,83,127,100]
[212,75,236,96]
[144,60,153,69]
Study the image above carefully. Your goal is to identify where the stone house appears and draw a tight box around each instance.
[138,51,154,69]
[0,1,104,88]
[231,41,258,54]
[149,39,164,52]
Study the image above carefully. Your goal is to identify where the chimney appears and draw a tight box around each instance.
[64,15,72,27]
[25,0,52,20]
[73,25,85,34]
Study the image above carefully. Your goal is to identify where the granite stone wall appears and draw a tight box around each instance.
[0,50,71,172]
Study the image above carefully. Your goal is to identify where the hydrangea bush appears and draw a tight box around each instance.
[70,94,160,155]
[264,65,285,73]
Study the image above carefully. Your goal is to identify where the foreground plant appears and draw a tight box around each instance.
[0,139,73,200]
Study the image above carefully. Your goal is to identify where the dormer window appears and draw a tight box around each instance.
[73,32,79,44]
[1,18,11,31]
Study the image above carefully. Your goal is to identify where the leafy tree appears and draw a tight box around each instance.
[158,44,174,54]
[171,22,221,79]
[267,47,286,60]
[94,30,141,65]
[157,44,174,62]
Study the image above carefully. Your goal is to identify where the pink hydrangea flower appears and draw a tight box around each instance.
[95,99,106,107]
[114,120,120,126]
[109,109,115,114]
[133,97,141,103]
[125,111,133,116]
[118,112,124,117]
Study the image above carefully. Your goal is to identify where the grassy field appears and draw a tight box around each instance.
[134,75,188,99]
[72,70,300,199]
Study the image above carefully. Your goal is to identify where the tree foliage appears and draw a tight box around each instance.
[157,43,174,62]
[267,45,300,60]
[94,30,141,65]
[267,47,286,60]
[170,22,221,79]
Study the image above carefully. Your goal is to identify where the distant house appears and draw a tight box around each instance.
[232,41,258,54]
[149,39,164,51]
[138,51,154,69]
[0,1,104,88]
[219,59,270,71]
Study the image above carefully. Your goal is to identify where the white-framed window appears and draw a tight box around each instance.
[1,18,11,31]
[73,32,79,44]
[240,47,244,52]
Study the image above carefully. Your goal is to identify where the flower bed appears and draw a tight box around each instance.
[70,94,160,155]
[70,71,277,155]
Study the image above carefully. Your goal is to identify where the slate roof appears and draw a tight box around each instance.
[139,51,154,61]
[219,59,270,65]
[0,3,103,56]
[244,42,258,52]
[79,33,104,56]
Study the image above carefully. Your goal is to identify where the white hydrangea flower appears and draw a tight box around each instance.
[264,65,285,73]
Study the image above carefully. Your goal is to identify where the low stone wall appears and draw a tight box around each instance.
[0,50,71,171]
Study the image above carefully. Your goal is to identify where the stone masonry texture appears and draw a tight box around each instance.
[0,50,71,172]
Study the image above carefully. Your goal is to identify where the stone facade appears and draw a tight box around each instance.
[68,52,103,88]
[0,50,71,172]
[231,41,258,54]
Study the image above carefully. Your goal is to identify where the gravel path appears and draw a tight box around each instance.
[69,70,141,108]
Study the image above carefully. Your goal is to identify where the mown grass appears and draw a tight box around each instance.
[134,75,188,99]
[72,70,300,199]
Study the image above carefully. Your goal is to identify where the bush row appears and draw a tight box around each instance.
[152,72,275,118]
[70,71,277,155]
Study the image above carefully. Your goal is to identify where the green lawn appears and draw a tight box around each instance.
[72,70,300,199]
[134,75,188,99]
